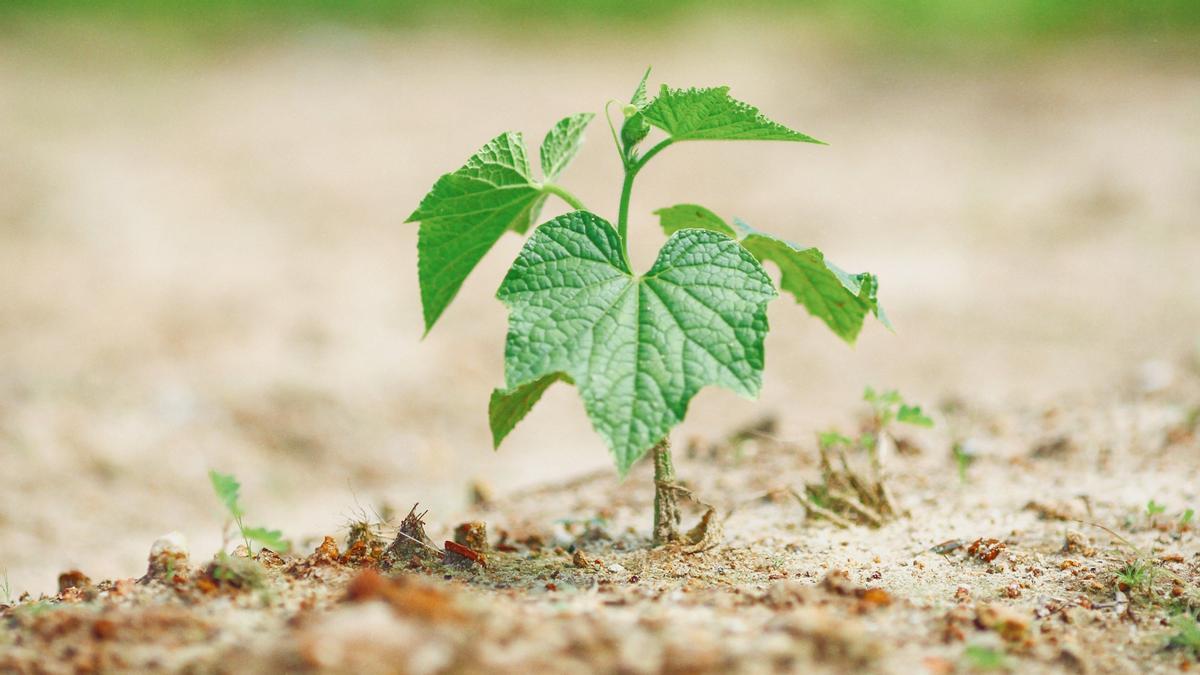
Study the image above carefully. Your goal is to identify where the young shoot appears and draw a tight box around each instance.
[208,470,289,555]
[407,69,891,544]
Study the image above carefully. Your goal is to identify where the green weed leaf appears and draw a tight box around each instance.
[497,210,775,473]
[642,85,823,143]
[208,470,244,520]
[897,404,934,427]
[242,526,289,553]
[209,469,288,554]
[654,205,887,343]
[541,113,594,182]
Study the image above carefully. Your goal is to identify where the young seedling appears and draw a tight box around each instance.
[797,388,932,528]
[407,70,889,544]
[1168,612,1200,660]
[961,644,1008,671]
[1081,520,1199,610]
[208,470,289,555]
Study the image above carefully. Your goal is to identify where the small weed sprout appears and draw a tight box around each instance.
[1116,559,1152,593]
[1082,520,1199,609]
[799,388,932,528]
[1182,508,1195,528]
[208,470,289,555]
[962,644,1008,671]
[1168,612,1200,659]
[951,442,976,483]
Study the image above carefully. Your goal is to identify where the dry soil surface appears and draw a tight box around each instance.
[2,368,1199,673]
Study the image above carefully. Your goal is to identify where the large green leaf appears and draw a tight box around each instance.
[642,85,824,143]
[497,211,775,473]
[408,115,595,334]
[540,113,594,182]
[406,133,545,332]
[655,205,888,344]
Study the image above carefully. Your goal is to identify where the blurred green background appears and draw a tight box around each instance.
[5,0,1200,48]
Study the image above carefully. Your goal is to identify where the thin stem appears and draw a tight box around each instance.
[603,100,627,167]
[616,138,673,260]
[541,183,586,211]
[616,170,636,254]
[631,138,673,174]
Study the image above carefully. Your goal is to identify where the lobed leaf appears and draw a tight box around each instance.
[407,133,545,332]
[408,116,595,333]
[642,85,824,143]
[541,113,594,182]
[497,211,775,473]
[654,205,887,344]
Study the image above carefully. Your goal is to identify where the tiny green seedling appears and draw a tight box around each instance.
[801,389,930,528]
[1147,500,1167,517]
[864,387,934,430]
[1117,559,1152,592]
[208,470,289,554]
[962,644,1008,671]
[1168,612,1200,659]
[951,442,976,483]
[407,69,890,543]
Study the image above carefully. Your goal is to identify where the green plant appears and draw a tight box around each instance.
[1116,559,1152,592]
[1147,500,1167,517]
[1181,508,1195,527]
[951,441,975,483]
[407,70,889,543]
[864,387,933,430]
[962,644,1008,671]
[1167,612,1200,659]
[208,470,289,554]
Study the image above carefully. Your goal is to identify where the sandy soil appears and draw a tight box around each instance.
[0,11,1198,617]
[1,370,1198,673]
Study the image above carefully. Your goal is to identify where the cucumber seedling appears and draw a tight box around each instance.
[407,70,889,544]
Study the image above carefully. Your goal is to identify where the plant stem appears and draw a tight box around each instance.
[652,437,681,545]
[616,138,673,261]
[616,169,636,254]
[540,183,586,211]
